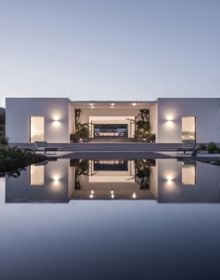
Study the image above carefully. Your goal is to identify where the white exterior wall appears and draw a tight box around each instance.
[6,98,70,143]
[6,98,220,144]
[150,103,158,139]
[157,98,220,143]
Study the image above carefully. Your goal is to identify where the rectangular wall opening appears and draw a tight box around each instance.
[30,165,44,186]
[182,116,196,142]
[181,162,196,185]
[30,116,45,143]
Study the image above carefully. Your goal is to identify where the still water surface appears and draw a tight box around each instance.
[0,158,220,280]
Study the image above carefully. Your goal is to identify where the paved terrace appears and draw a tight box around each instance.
[11,142,182,152]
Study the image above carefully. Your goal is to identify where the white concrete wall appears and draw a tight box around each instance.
[157,98,220,143]
[150,103,158,139]
[6,98,70,143]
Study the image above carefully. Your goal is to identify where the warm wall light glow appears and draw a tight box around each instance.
[132,192,136,199]
[166,115,173,121]
[132,102,137,106]
[89,194,94,199]
[111,103,115,106]
[166,120,174,128]
[110,190,115,199]
[53,114,61,121]
[165,115,174,128]
[52,120,61,127]
[91,190,94,194]
[52,175,61,185]
[166,176,174,184]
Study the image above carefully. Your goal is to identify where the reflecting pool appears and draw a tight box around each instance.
[1,158,220,279]
[5,158,220,203]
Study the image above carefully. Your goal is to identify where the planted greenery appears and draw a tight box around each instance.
[0,136,45,173]
[207,142,220,154]
[198,144,207,151]
[135,109,155,142]
[70,109,90,142]
[70,159,89,189]
[0,107,5,137]
[0,146,45,173]
[0,135,8,145]
[135,159,155,189]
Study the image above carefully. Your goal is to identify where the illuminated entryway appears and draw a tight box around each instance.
[30,116,45,143]
[89,160,135,183]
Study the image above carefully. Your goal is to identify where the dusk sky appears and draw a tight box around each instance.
[0,0,220,107]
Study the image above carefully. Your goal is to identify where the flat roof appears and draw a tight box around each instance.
[71,101,157,108]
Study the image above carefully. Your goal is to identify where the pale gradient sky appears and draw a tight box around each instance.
[0,0,220,107]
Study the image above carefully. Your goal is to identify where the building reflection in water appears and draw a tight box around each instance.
[5,158,220,203]
[69,159,156,200]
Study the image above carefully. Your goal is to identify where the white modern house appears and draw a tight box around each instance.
[5,98,220,144]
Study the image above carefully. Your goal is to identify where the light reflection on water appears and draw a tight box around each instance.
[0,158,220,279]
[3,158,220,203]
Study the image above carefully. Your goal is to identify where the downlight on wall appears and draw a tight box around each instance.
[166,115,174,127]
[110,103,115,109]
[52,114,61,127]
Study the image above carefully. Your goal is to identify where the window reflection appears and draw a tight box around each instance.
[30,165,44,186]
[182,162,196,185]
[89,160,135,183]
[94,160,128,171]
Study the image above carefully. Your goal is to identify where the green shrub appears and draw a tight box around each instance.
[70,133,79,142]
[78,126,89,139]
[0,135,8,146]
[198,144,207,151]
[207,142,218,154]
[70,125,90,142]
[0,146,45,173]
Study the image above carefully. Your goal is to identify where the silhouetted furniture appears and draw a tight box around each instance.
[177,142,198,156]
[35,141,57,154]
